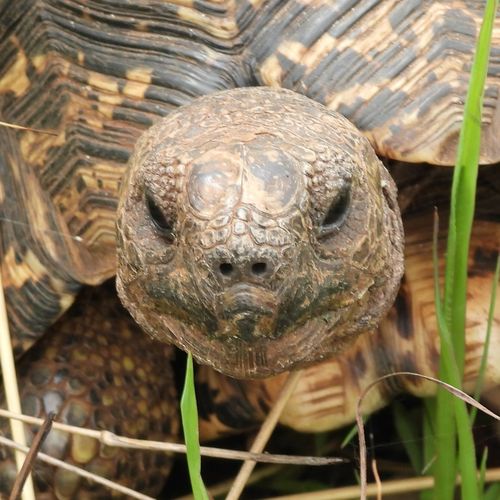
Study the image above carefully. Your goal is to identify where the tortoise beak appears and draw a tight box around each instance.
[216,284,277,340]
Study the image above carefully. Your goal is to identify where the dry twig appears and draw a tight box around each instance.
[371,458,382,500]
[226,370,303,500]
[0,268,36,500]
[9,413,55,500]
[0,435,154,500]
[0,408,342,466]
[262,466,500,499]
[0,120,57,135]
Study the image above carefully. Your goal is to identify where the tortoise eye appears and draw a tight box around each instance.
[146,192,175,242]
[318,183,350,238]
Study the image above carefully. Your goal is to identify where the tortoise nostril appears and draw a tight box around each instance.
[219,262,234,277]
[251,262,267,276]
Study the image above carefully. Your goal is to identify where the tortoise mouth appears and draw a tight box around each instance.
[216,284,277,341]
[221,284,275,316]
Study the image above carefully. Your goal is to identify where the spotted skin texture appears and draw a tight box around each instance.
[116,87,404,378]
[0,284,179,498]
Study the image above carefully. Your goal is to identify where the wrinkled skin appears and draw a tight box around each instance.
[116,88,404,378]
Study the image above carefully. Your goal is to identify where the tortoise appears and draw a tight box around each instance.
[0,0,499,497]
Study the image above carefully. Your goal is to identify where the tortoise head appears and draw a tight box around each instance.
[116,87,404,378]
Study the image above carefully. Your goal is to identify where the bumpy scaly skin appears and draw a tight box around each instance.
[0,284,179,499]
[117,87,404,378]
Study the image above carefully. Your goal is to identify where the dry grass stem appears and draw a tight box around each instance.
[9,413,55,500]
[0,270,36,500]
[0,435,154,500]
[226,370,303,500]
[262,466,500,500]
[0,408,341,466]
[371,458,382,500]
[0,120,57,135]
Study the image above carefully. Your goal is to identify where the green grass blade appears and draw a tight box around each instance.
[484,482,500,500]
[470,255,500,424]
[180,353,209,500]
[392,402,422,473]
[433,1,498,498]
[452,382,480,500]
[442,0,498,365]
[422,398,436,473]
[340,422,360,448]
[435,304,479,499]
[478,447,488,495]
[420,400,435,500]
[432,209,458,499]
